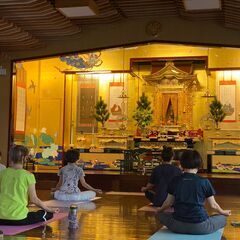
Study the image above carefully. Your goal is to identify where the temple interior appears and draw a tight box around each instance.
[12,43,240,174]
[1,1,240,238]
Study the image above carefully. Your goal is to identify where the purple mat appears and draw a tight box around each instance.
[0,212,68,236]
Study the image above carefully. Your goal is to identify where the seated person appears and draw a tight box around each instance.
[0,145,58,226]
[0,151,6,171]
[141,146,182,207]
[54,149,102,201]
[158,150,230,235]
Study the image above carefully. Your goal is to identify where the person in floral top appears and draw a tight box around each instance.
[54,149,102,201]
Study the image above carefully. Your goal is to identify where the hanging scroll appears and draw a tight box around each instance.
[15,83,26,134]
[14,66,27,138]
[109,82,124,124]
[76,76,98,133]
[219,80,236,122]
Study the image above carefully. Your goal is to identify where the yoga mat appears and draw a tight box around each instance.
[43,197,101,208]
[0,212,68,236]
[149,228,224,240]
[106,191,144,196]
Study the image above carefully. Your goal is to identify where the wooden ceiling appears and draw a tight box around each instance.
[0,0,239,51]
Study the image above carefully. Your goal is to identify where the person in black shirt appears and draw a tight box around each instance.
[141,146,182,207]
[157,150,231,235]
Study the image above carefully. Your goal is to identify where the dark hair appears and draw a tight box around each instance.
[162,146,174,162]
[64,149,80,163]
[180,150,202,169]
[9,145,29,164]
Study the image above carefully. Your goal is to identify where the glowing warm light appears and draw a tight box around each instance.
[216,70,240,81]
[99,74,113,85]
[76,70,111,75]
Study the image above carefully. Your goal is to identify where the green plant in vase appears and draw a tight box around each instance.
[93,96,110,129]
[209,97,226,129]
[133,93,153,135]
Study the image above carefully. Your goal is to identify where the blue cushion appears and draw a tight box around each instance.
[149,228,224,240]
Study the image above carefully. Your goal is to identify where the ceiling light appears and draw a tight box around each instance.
[55,0,98,18]
[183,0,221,11]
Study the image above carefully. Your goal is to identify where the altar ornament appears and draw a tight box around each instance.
[93,96,110,128]
[89,146,104,153]
[143,62,201,91]
[184,129,203,138]
[145,21,161,37]
[119,123,127,131]
[143,61,201,128]
[209,98,226,129]
[223,104,234,116]
[201,89,215,98]
[118,89,129,99]
[147,130,159,138]
[59,52,102,69]
[77,136,86,143]
[200,113,215,130]
[133,93,153,134]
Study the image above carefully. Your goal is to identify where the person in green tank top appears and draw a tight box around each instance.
[0,145,59,225]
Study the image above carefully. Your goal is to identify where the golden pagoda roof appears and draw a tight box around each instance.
[143,61,201,91]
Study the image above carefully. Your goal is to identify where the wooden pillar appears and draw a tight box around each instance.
[0,57,12,165]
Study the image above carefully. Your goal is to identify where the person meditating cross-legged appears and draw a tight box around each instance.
[141,146,182,207]
[158,150,231,235]
[0,145,58,226]
[54,149,102,201]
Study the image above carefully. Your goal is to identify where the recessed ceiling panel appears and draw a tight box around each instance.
[183,0,221,11]
[58,6,96,17]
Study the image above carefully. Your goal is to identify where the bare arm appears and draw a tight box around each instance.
[207,196,231,216]
[79,176,102,194]
[141,183,154,192]
[157,194,175,212]
[28,184,59,213]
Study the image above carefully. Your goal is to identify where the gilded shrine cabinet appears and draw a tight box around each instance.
[76,61,203,173]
